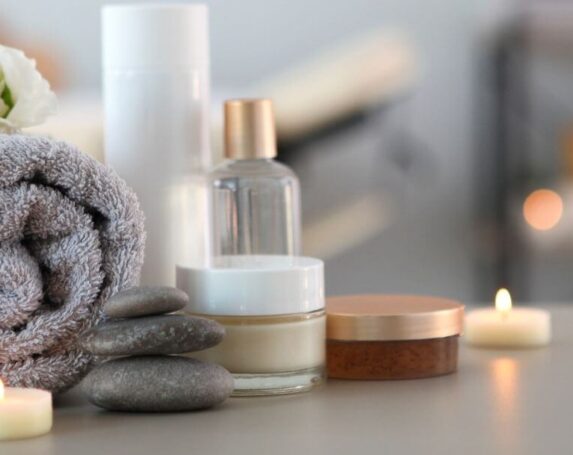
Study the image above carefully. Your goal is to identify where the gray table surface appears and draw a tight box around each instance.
[3,304,572,455]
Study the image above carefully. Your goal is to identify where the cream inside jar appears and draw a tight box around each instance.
[177,255,325,396]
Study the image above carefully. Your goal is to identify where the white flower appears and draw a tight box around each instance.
[0,44,57,133]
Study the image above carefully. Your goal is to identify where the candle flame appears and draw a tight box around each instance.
[0,379,4,401]
[495,288,512,314]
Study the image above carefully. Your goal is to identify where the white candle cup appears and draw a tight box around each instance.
[465,289,551,349]
[0,383,53,440]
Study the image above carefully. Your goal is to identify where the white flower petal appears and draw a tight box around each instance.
[0,117,17,133]
[0,44,57,131]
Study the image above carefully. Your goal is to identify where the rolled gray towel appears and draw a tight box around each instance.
[0,134,145,392]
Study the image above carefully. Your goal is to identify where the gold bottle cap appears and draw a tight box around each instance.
[224,99,277,159]
[326,295,464,341]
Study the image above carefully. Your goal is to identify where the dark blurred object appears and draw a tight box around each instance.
[250,31,415,162]
[233,30,422,261]
[476,3,573,302]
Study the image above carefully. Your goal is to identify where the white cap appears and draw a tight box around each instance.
[102,4,209,69]
[176,256,324,316]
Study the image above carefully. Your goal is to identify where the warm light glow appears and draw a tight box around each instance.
[490,357,519,450]
[0,379,4,401]
[491,357,518,406]
[495,288,512,314]
[523,189,563,231]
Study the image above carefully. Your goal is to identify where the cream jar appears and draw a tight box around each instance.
[326,295,464,380]
[177,255,325,396]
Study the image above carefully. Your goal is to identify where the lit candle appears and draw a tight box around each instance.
[465,288,551,348]
[0,379,53,440]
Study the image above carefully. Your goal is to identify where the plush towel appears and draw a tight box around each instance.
[0,134,145,392]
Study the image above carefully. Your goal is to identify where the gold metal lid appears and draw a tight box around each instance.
[326,295,464,341]
[224,99,277,159]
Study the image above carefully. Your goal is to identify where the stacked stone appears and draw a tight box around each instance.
[81,287,234,412]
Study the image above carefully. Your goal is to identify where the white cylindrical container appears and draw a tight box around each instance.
[102,4,212,286]
[177,255,326,396]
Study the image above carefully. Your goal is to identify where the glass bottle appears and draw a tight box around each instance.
[209,99,301,256]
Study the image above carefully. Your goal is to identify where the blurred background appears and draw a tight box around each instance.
[3,0,573,303]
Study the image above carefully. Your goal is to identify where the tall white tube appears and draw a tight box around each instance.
[102,4,212,285]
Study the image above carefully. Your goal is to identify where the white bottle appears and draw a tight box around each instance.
[102,4,212,286]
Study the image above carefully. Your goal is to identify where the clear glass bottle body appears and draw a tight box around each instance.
[209,158,301,256]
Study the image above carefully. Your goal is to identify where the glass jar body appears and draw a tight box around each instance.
[190,310,326,396]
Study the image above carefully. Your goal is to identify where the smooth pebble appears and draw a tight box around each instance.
[81,314,225,356]
[104,286,188,318]
[82,356,234,412]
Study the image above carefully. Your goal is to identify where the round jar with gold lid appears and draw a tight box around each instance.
[326,295,464,380]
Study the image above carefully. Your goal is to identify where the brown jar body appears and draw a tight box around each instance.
[327,335,459,380]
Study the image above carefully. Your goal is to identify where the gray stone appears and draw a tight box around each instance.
[82,356,234,412]
[81,315,225,356]
[104,286,188,318]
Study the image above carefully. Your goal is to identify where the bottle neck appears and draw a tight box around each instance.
[231,157,274,163]
[224,149,276,161]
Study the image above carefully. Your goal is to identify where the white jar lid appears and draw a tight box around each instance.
[176,255,324,316]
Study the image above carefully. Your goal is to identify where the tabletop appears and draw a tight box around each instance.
[3,304,572,455]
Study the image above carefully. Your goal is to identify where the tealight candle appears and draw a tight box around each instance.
[465,288,551,348]
[0,380,53,440]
